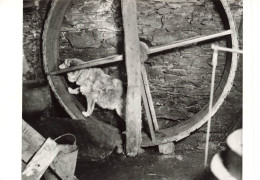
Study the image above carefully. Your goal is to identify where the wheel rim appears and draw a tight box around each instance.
[42,0,239,147]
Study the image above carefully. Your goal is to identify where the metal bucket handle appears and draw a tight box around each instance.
[54,133,77,146]
[44,133,78,180]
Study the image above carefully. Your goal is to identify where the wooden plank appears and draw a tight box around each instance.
[22,120,78,179]
[22,120,46,162]
[121,0,142,156]
[22,138,59,180]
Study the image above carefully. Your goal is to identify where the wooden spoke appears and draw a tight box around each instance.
[48,55,123,76]
[48,30,233,76]
[141,75,156,144]
[141,65,159,131]
[148,30,233,54]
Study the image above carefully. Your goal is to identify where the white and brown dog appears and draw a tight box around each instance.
[59,58,125,118]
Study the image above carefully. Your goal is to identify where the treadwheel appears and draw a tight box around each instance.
[43,0,239,148]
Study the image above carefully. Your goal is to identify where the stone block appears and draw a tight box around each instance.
[156,106,188,120]
[65,31,101,48]
[152,32,179,45]
[159,142,175,155]
[163,15,190,31]
[104,35,123,49]
[164,74,181,82]
[157,8,173,15]
[138,15,162,29]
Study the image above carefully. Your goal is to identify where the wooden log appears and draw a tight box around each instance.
[121,0,142,156]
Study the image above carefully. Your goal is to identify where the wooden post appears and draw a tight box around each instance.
[121,0,142,156]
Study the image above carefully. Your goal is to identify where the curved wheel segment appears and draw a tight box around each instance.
[142,0,239,147]
[42,0,123,151]
[43,0,239,148]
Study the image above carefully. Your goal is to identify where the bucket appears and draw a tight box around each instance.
[44,133,78,180]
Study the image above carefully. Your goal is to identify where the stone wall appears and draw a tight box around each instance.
[23,0,243,145]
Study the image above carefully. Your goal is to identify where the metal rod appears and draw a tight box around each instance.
[149,30,233,54]
[204,47,218,167]
[211,44,243,54]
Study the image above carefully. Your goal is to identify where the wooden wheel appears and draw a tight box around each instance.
[43,0,239,150]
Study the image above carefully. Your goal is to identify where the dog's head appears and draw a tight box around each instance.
[59,58,84,83]
[59,58,84,69]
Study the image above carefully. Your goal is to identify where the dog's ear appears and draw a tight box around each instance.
[70,58,84,66]
[63,59,70,67]
[64,58,84,67]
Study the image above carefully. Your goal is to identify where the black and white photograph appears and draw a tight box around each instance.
[0,0,259,179]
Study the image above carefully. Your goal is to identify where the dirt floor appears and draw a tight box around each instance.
[23,112,222,180]
[75,147,217,180]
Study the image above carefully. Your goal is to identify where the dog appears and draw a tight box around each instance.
[59,58,125,118]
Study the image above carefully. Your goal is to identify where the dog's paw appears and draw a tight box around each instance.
[59,63,66,69]
[68,87,79,94]
[116,146,124,154]
[82,111,91,117]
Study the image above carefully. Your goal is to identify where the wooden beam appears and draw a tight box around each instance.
[121,0,142,156]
